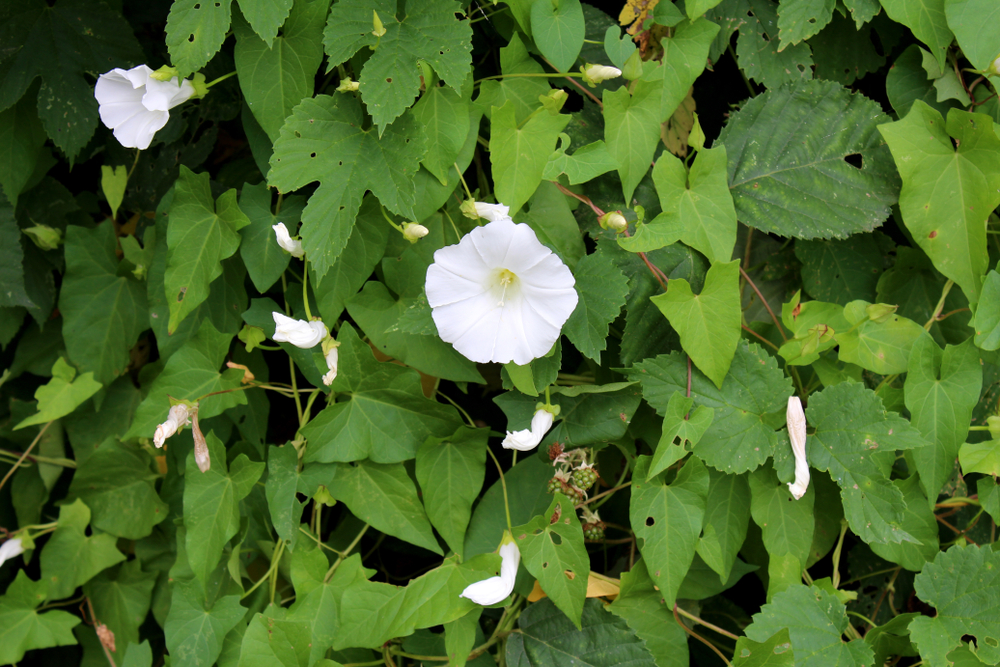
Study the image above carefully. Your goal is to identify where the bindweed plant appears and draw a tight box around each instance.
[2,0,1000,666]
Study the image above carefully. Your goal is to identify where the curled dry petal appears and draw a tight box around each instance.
[787,396,809,499]
[95,624,116,653]
[460,537,520,606]
[191,407,210,473]
[502,408,555,451]
[154,403,191,448]
[322,345,339,386]
[272,312,328,349]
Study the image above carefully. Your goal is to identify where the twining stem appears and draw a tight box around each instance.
[242,538,286,600]
[0,421,53,493]
[924,280,954,331]
[576,482,631,508]
[324,523,371,583]
[86,597,117,667]
[673,604,732,666]
[738,265,786,343]
[302,260,313,320]
[674,605,741,640]
[831,519,849,589]
[205,71,238,88]
[454,162,474,200]
[486,448,513,534]
[436,389,475,427]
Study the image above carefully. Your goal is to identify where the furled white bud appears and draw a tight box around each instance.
[787,397,809,500]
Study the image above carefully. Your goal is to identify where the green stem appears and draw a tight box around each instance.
[379,203,403,232]
[454,163,474,200]
[324,523,370,583]
[302,260,313,320]
[269,539,286,604]
[299,389,322,430]
[831,519,849,589]
[486,448,513,534]
[474,72,583,85]
[924,280,954,330]
[436,390,475,427]
[0,421,53,493]
[205,71,238,88]
[442,208,463,244]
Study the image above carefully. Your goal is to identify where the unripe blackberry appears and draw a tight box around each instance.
[573,466,597,490]
[583,522,606,541]
[546,476,563,495]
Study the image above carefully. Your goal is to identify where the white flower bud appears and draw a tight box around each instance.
[154,403,191,448]
[0,538,25,568]
[502,408,555,451]
[272,222,305,258]
[460,535,520,605]
[272,312,328,349]
[402,222,429,243]
[581,64,622,86]
[787,396,809,500]
[600,211,627,232]
[467,201,511,222]
[322,345,339,386]
[337,79,360,93]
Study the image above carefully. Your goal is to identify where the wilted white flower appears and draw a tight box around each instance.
[502,408,555,451]
[272,222,305,258]
[402,222,429,243]
[787,397,809,500]
[581,64,622,86]
[460,534,519,606]
[153,403,191,448]
[191,408,210,473]
[272,312,328,349]
[468,201,511,222]
[94,64,195,150]
[0,538,24,568]
[322,344,339,386]
[425,217,578,365]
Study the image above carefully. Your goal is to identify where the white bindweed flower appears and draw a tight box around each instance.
[154,403,191,448]
[581,64,622,86]
[425,216,578,365]
[460,534,519,606]
[467,201,511,222]
[94,65,195,150]
[502,408,555,451]
[402,222,429,243]
[787,397,809,499]
[0,538,24,568]
[272,313,328,349]
[272,222,305,258]
[322,343,339,386]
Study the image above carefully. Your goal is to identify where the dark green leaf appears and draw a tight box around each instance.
[563,251,629,361]
[164,580,247,667]
[84,560,157,655]
[606,559,689,666]
[166,0,233,77]
[795,236,883,306]
[736,0,814,88]
[733,628,795,666]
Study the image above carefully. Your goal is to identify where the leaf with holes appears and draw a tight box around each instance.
[166,0,234,77]
[777,0,835,48]
[513,494,589,628]
[322,0,472,130]
[878,103,1000,302]
[736,0,814,88]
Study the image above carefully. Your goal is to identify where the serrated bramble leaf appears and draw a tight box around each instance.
[563,251,629,361]
[904,335,981,505]
[745,585,873,667]
[183,433,264,586]
[0,572,80,666]
[777,0,835,49]
[165,167,247,334]
[530,0,585,73]
[166,0,233,77]
[736,0,814,88]
[795,235,883,306]
[39,499,126,601]
[869,476,939,571]
[322,0,472,129]
[651,259,741,389]
[878,103,1000,302]
[416,426,487,559]
[806,381,930,544]
[719,79,900,240]
[632,342,793,473]
[237,0,295,47]
[15,357,101,429]
[268,95,426,281]
[879,0,952,68]
[909,545,1000,666]
[489,100,570,214]
[629,455,709,608]
[514,494,589,628]
[0,94,45,209]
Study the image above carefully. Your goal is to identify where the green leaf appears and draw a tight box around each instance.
[238,611,312,667]
[647,393,715,478]
[165,167,247,334]
[412,86,471,185]
[238,0,295,47]
[960,439,1000,476]
[416,426,487,559]
[519,180,587,268]
[806,381,930,544]
[886,44,958,118]
[183,433,265,586]
[879,0,952,68]
[629,455,709,608]
[878,103,1000,302]
[974,267,1000,350]
[267,95,425,281]
[749,464,814,583]
[945,0,1000,72]
[649,18,720,121]
[237,182,295,293]
[0,93,45,209]
[474,33,550,124]
[65,440,168,540]
[736,0,815,88]
[265,444,306,548]
[234,0,329,141]
[603,25,636,68]
[322,0,472,130]
[810,13,889,86]
[489,101,570,214]
[904,335,981,504]
[15,357,101,429]
[699,468,751,582]
[328,459,443,554]
[530,0,585,73]
[835,300,926,375]
[687,0,726,18]
[84,560,157,655]
[606,559,689,666]
[121,641,153,667]
[0,0,143,158]
[0,572,80,665]
[777,0,835,47]
[604,80,662,204]
[59,222,147,386]
[508,597,657,666]
[562,251,629,361]
[746,585,873,667]
[514,494,590,628]
[719,79,899,240]
[909,545,1000,666]
[795,236,883,306]
[651,259,741,389]
[39,499,126,600]
[124,319,246,440]
[164,580,247,667]
[632,342,793,473]
[621,145,737,264]
[868,476,939,571]
[301,323,462,463]
[0,197,31,310]
[166,0,233,77]
[542,136,618,184]
[733,628,795,666]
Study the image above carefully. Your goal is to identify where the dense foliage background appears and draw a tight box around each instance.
[2,0,1000,665]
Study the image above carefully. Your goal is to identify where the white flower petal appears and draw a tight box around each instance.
[272,222,305,258]
[142,76,196,111]
[502,408,554,451]
[94,64,191,150]
[787,396,810,500]
[272,312,328,348]
[473,202,510,222]
[0,538,25,568]
[460,540,520,605]
[322,346,339,386]
[113,109,170,150]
